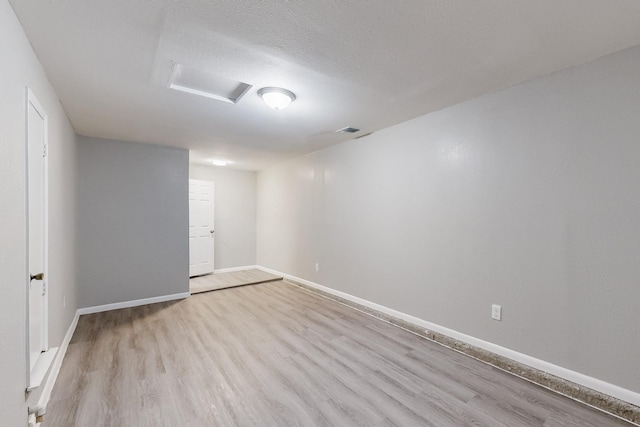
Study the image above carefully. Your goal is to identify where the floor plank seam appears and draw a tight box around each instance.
[191,278,284,295]
[189,268,283,294]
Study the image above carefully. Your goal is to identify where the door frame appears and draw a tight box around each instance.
[24,87,49,390]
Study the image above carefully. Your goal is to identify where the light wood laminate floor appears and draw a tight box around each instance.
[44,282,631,426]
[190,268,282,294]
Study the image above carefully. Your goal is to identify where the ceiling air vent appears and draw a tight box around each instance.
[168,63,252,104]
[336,126,360,133]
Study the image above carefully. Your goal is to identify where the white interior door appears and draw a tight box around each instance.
[26,89,48,384]
[189,179,215,277]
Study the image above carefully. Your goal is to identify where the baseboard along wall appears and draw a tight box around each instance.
[31,310,79,424]
[255,265,640,425]
[213,265,258,274]
[77,292,191,316]
[37,271,640,426]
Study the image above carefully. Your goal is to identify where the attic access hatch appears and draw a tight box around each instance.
[168,63,252,104]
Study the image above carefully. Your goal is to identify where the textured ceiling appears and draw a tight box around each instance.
[10,1,640,170]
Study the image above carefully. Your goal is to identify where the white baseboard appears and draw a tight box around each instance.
[77,292,191,315]
[27,347,58,392]
[213,265,258,274]
[30,309,79,423]
[256,265,640,408]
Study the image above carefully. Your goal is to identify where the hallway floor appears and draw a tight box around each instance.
[189,268,282,294]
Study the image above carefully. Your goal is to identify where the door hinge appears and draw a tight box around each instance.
[42,281,47,296]
[43,144,47,157]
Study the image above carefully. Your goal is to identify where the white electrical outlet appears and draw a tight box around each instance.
[315,263,320,272]
[491,304,502,321]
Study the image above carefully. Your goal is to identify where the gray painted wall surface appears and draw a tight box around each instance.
[77,137,189,307]
[0,0,79,423]
[257,45,640,392]
[189,165,257,269]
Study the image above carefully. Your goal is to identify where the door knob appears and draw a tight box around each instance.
[210,230,215,234]
[30,273,44,281]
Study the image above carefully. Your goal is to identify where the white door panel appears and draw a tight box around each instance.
[189,179,214,277]
[26,89,48,384]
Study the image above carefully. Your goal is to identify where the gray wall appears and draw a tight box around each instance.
[0,0,79,423]
[190,164,257,269]
[77,136,189,307]
[257,45,640,393]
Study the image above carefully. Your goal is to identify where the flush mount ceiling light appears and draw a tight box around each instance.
[210,159,229,166]
[257,87,296,110]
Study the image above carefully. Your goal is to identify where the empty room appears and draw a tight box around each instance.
[2,1,640,426]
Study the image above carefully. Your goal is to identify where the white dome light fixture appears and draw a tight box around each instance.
[210,159,229,166]
[258,87,296,110]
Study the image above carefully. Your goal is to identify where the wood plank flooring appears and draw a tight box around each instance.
[189,268,282,294]
[44,281,632,426]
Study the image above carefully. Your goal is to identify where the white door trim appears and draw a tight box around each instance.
[25,87,49,391]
